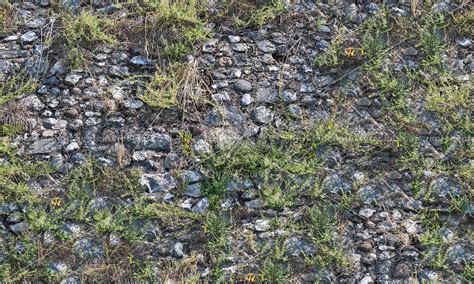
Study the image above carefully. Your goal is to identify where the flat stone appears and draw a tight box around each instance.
[430,177,462,199]
[192,139,211,154]
[251,106,273,125]
[418,269,438,282]
[180,170,202,184]
[20,31,38,43]
[130,55,153,66]
[173,242,185,258]
[240,94,254,106]
[48,261,68,276]
[133,133,172,152]
[65,73,82,85]
[358,208,376,219]
[257,40,276,53]
[26,18,47,29]
[140,173,177,193]
[233,79,252,93]
[254,219,271,232]
[183,183,202,198]
[284,236,315,257]
[28,138,64,154]
[124,99,144,109]
[10,222,29,233]
[73,239,104,260]
[191,197,209,213]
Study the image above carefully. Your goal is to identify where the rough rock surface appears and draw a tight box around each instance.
[0,0,472,283]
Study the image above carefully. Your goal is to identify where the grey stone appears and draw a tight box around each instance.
[164,153,181,169]
[0,203,19,215]
[173,242,185,258]
[432,2,450,13]
[21,95,44,111]
[130,55,153,66]
[365,3,380,15]
[62,222,81,236]
[391,7,408,16]
[109,66,129,77]
[251,106,273,125]
[124,99,144,109]
[344,3,358,21]
[282,90,297,102]
[401,47,418,56]
[359,274,373,284]
[440,228,454,243]
[257,40,276,53]
[456,37,471,47]
[140,173,177,193]
[245,199,264,209]
[211,92,230,102]
[316,76,335,88]
[26,18,47,29]
[28,139,64,154]
[240,94,254,106]
[233,79,252,93]
[228,35,240,43]
[362,253,377,265]
[180,170,202,184]
[299,83,315,93]
[254,219,271,232]
[192,197,209,213]
[184,183,202,198]
[73,239,104,260]
[418,269,438,282]
[315,40,330,51]
[10,222,29,233]
[447,244,474,267]
[192,139,212,154]
[48,261,68,276]
[284,236,315,257]
[134,133,172,152]
[20,31,38,43]
[65,73,82,85]
[402,219,419,234]
[430,177,462,199]
[322,174,352,194]
[358,208,376,219]
[60,0,80,10]
[88,197,111,212]
[358,185,382,204]
[60,276,81,284]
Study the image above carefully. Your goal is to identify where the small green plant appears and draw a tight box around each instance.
[63,11,116,47]
[204,213,231,281]
[425,79,472,132]
[314,28,348,68]
[261,258,288,283]
[0,124,24,137]
[120,0,208,60]
[453,10,474,36]
[0,72,37,105]
[419,13,447,69]
[62,11,116,67]
[360,10,389,70]
[179,130,193,156]
[246,0,286,28]
[141,63,188,109]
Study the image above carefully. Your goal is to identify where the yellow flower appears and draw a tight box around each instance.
[345,47,355,57]
[51,197,62,207]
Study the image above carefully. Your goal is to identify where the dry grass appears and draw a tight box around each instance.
[0,3,17,36]
[0,102,35,132]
